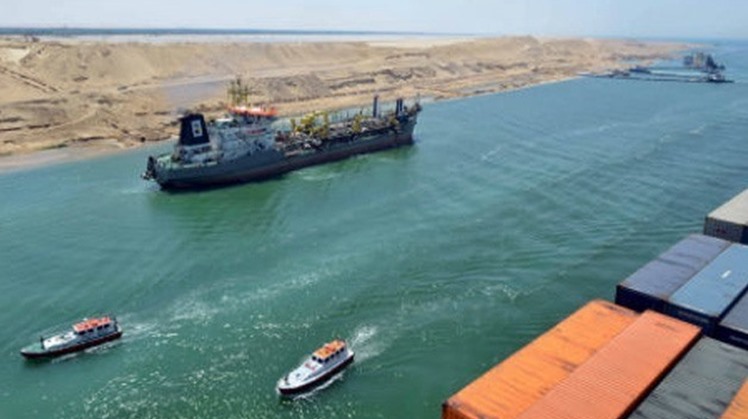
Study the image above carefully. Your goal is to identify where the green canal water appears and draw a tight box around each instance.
[2,43,748,418]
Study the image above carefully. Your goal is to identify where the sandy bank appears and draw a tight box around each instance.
[0,36,687,170]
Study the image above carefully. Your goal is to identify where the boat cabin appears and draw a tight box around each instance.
[311,340,347,364]
[73,317,114,336]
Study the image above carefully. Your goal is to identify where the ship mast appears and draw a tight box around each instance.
[227,76,250,107]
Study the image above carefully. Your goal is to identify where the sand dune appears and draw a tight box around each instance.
[0,36,685,158]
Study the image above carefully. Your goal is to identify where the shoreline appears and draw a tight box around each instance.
[0,36,688,174]
[0,140,141,174]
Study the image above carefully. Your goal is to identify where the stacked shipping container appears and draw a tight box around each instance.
[441,303,748,419]
[704,188,748,244]
[722,381,748,419]
[615,236,748,340]
[514,311,699,419]
[663,244,748,334]
[717,294,748,350]
[443,190,748,419]
[629,337,748,419]
[442,301,700,419]
[615,234,730,312]
[442,300,637,419]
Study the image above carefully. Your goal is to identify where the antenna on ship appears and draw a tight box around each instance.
[227,76,250,107]
[372,94,379,118]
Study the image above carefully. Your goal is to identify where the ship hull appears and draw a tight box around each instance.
[20,330,123,360]
[154,119,416,190]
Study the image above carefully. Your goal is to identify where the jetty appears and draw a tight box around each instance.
[581,52,733,84]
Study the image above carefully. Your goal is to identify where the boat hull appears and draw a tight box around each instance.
[20,330,123,359]
[277,353,355,396]
[154,119,417,190]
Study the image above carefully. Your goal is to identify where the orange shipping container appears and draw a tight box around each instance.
[517,310,700,418]
[442,300,639,419]
[722,380,748,419]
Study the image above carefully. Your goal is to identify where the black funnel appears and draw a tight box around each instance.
[178,114,210,146]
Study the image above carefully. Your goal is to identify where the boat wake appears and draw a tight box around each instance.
[348,325,387,363]
[218,270,325,310]
[480,282,523,301]
[480,145,503,162]
[168,294,221,326]
[45,340,122,363]
[119,316,160,342]
[296,168,340,182]
[118,185,151,195]
[84,339,123,356]
[689,124,706,136]
[49,352,82,364]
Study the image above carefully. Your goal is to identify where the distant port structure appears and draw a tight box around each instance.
[581,52,733,84]
[684,51,725,72]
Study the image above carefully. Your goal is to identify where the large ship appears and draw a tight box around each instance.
[142,95,421,190]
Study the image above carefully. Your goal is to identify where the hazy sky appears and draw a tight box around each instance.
[4,0,746,39]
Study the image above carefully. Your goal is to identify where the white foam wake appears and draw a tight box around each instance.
[348,325,386,363]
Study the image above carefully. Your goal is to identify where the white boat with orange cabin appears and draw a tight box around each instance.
[20,316,123,359]
[277,339,354,395]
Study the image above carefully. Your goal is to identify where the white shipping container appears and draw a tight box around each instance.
[704,188,748,244]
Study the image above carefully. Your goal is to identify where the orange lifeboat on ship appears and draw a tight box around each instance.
[229,105,279,118]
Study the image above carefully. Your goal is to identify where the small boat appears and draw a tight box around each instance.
[20,316,123,359]
[277,339,354,396]
[629,65,652,74]
[706,72,734,84]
